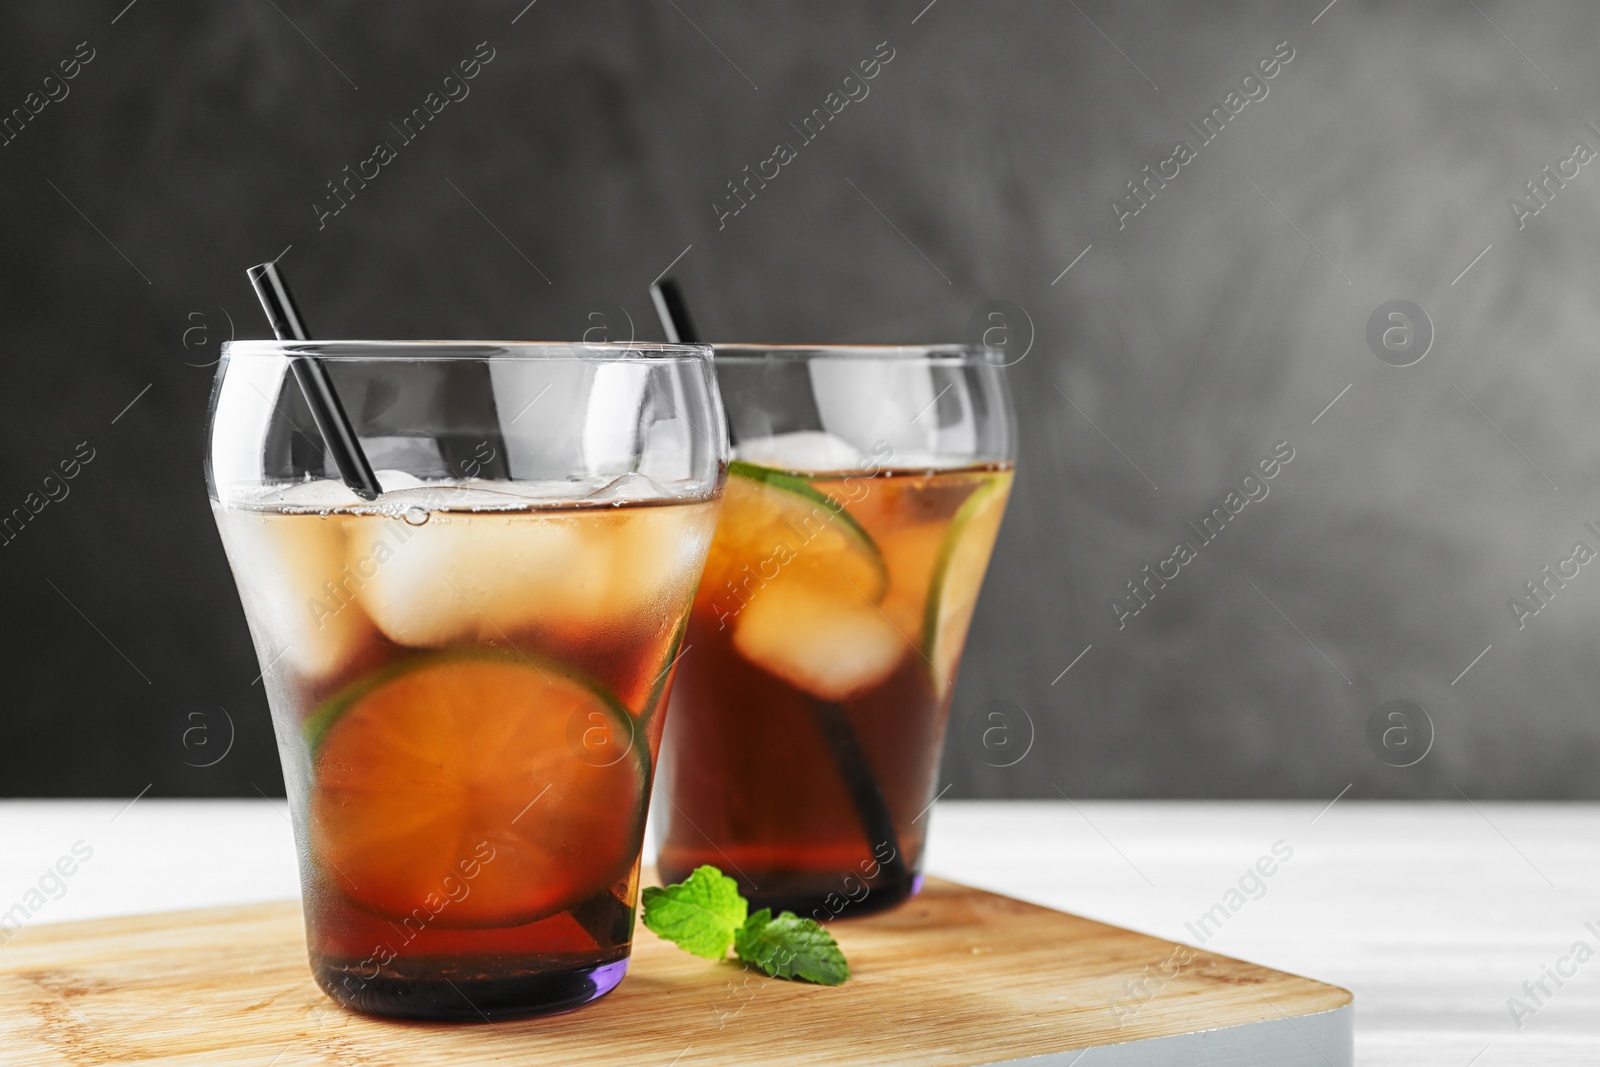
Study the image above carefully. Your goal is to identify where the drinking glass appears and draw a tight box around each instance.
[207,341,725,1020]
[656,345,1015,919]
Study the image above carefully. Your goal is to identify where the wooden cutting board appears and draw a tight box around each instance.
[0,876,1351,1066]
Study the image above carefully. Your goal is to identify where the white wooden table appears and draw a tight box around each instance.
[0,799,1592,1065]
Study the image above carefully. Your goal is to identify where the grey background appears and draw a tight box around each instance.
[1,0,1593,799]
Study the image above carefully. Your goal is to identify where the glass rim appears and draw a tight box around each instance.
[219,340,714,361]
[711,343,995,364]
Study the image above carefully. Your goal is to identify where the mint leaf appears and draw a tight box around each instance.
[640,866,851,985]
[640,865,748,960]
[734,908,850,986]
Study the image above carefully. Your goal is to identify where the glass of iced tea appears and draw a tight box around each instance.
[206,341,724,1020]
[656,345,1015,919]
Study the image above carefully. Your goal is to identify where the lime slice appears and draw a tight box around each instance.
[876,520,947,636]
[705,462,901,700]
[922,476,1011,692]
[639,609,690,727]
[700,461,887,605]
[306,651,646,928]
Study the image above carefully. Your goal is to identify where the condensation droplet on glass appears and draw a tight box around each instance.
[403,506,429,526]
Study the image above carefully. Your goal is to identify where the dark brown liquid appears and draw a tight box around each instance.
[305,861,639,1021]
[215,497,717,1019]
[657,465,1012,920]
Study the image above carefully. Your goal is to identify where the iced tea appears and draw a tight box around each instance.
[658,457,1011,917]
[216,484,717,1019]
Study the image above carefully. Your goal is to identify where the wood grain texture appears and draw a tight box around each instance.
[0,875,1349,1066]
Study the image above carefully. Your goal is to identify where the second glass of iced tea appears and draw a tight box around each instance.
[657,345,1015,919]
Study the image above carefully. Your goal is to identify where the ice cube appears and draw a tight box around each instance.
[594,499,717,620]
[584,471,673,503]
[347,511,592,648]
[215,507,374,680]
[734,431,870,472]
[249,479,362,512]
[732,581,905,701]
[346,499,718,648]
[370,470,429,494]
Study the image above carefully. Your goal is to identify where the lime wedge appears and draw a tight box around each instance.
[708,461,901,699]
[922,475,1011,693]
[702,461,887,605]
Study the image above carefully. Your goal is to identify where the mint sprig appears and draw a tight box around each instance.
[641,866,850,986]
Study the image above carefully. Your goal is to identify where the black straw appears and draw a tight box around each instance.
[648,279,908,890]
[807,698,910,888]
[649,278,699,344]
[246,262,382,502]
